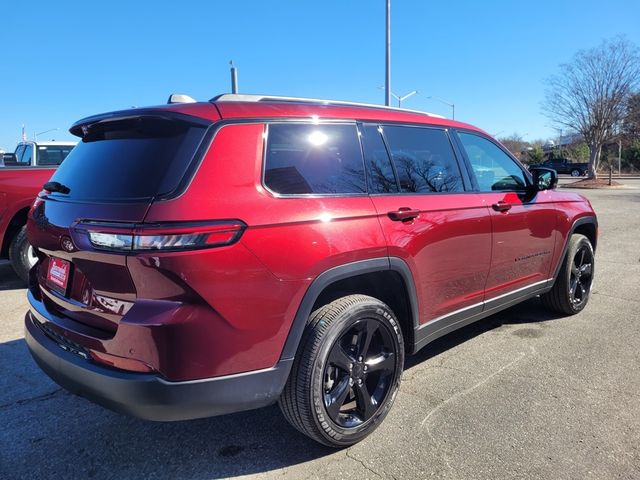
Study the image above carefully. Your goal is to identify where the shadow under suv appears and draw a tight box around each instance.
[25,94,598,447]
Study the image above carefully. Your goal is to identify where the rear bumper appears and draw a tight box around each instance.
[25,311,293,421]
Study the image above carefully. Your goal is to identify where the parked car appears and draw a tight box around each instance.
[0,141,76,281]
[25,94,598,447]
[2,140,76,168]
[541,157,588,177]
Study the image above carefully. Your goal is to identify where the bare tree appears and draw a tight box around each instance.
[498,133,527,159]
[543,37,640,178]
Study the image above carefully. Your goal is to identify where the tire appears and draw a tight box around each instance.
[541,234,594,315]
[8,226,37,283]
[570,169,581,177]
[279,294,404,447]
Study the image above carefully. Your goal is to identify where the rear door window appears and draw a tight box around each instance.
[361,124,399,194]
[264,123,366,195]
[49,117,207,202]
[381,126,464,193]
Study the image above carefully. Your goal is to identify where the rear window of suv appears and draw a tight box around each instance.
[49,116,206,202]
[264,123,366,195]
[37,145,74,166]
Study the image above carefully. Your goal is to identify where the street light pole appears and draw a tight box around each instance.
[34,128,58,141]
[377,87,418,108]
[426,96,455,120]
[396,90,418,108]
[385,0,391,107]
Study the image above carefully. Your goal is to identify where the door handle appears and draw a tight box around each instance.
[492,201,512,212]
[388,207,420,221]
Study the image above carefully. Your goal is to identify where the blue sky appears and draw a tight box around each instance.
[1,0,639,150]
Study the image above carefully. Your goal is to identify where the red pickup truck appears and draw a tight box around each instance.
[1,141,75,281]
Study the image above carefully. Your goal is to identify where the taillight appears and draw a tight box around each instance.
[74,220,246,253]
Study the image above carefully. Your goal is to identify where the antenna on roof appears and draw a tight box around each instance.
[230,61,239,94]
[167,93,197,104]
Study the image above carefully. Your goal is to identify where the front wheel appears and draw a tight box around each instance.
[541,234,594,315]
[8,226,37,283]
[279,295,404,447]
[570,169,581,177]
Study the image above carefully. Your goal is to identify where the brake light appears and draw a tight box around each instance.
[75,221,246,252]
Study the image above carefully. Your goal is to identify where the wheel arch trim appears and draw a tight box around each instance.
[550,215,598,284]
[279,257,420,361]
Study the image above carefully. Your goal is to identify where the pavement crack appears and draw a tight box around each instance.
[420,352,527,428]
[345,449,390,479]
[402,364,471,384]
[592,291,640,304]
[0,388,64,410]
[419,353,529,473]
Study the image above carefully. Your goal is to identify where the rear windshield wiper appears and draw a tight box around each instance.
[43,181,71,194]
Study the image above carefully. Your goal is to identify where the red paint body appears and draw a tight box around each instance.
[26,99,596,384]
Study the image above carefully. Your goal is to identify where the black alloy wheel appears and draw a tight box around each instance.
[541,233,595,315]
[569,243,594,309]
[323,318,398,428]
[279,295,404,447]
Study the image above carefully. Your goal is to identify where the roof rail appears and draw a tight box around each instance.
[209,93,446,118]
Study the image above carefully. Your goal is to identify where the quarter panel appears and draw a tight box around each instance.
[141,122,387,374]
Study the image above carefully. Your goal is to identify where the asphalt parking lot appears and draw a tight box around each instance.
[1,180,639,480]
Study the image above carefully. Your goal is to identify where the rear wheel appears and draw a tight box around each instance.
[279,295,404,447]
[570,168,581,177]
[8,226,37,283]
[541,234,594,315]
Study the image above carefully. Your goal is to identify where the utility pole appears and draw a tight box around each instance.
[230,61,238,94]
[558,129,562,158]
[618,138,622,175]
[385,0,391,106]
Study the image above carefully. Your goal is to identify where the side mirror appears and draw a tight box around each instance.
[529,167,558,191]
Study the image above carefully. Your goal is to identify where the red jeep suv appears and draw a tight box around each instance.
[25,94,597,447]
